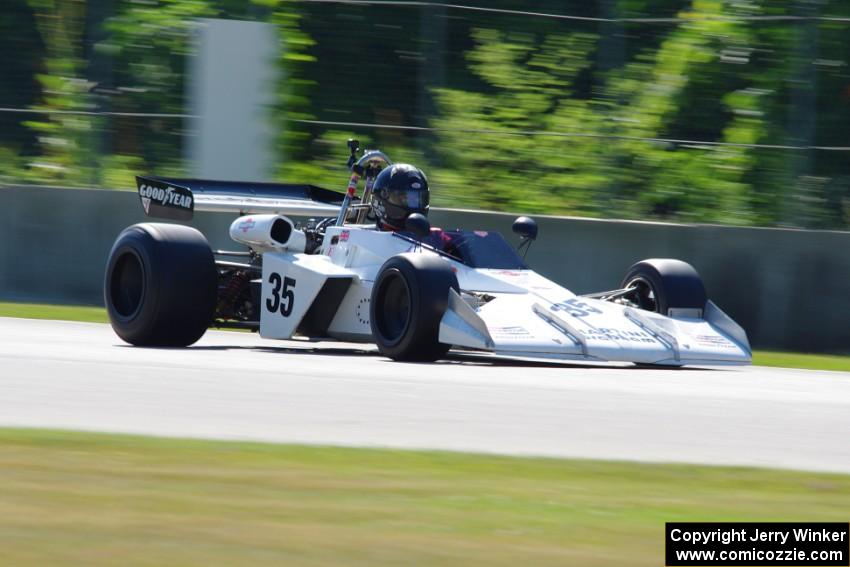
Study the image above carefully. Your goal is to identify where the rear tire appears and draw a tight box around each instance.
[621,259,707,316]
[370,253,458,361]
[104,223,217,346]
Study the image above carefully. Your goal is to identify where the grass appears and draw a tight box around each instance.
[0,301,848,372]
[0,428,849,566]
[751,351,850,372]
[0,301,108,324]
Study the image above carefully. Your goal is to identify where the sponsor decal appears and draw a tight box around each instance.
[491,326,532,338]
[355,297,370,325]
[692,334,736,349]
[238,218,256,233]
[581,327,657,344]
[138,183,193,210]
[473,230,488,237]
[141,197,151,214]
[339,230,350,242]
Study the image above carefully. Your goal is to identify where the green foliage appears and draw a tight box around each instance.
[4,0,850,228]
[429,0,776,224]
[101,0,314,181]
[263,0,318,175]
[288,0,850,229]
[22,0,99,186]
[431,29,600,214]
[101,0,217,175]
[0,1,44,158]
[10,0,315,188]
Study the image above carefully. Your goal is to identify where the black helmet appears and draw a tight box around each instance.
[371,163,430,230]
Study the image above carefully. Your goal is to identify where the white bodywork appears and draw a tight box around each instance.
[239,220,751,367]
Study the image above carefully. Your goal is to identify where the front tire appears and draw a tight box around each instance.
[370,253,459,361]
[104,223,217,346]
[621,259,707,316]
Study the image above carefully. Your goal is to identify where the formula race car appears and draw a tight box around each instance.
[105,141,751,366]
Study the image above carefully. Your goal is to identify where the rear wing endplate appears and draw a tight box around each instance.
[135,176,345,220]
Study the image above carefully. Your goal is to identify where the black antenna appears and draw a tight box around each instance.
[518,238,533,260]
[512,216,538,261]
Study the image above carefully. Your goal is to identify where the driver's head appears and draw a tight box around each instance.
[371,163,429,231]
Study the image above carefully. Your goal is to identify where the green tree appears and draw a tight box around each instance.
[0,1,44,159]
[430,29,602,213]
[428,0,787,226]
[22,0,98,185]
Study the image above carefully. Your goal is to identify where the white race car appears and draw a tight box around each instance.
[105,145,750,367]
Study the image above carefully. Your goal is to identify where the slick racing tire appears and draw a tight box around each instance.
[621,259,707,317]
[370,253,459,362]
[104,223,217,346]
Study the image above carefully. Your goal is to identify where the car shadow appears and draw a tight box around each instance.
[116,343,721,370]
[116,343,379,357]
[443,353,718,370]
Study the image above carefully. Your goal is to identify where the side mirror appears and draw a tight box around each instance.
[512,216,538,241]
[405,213,431,240]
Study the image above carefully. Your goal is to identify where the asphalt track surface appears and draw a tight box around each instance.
[1,317,849,473]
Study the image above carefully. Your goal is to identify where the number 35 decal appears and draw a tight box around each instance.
[550,298,602,318]
[266,272,296,317]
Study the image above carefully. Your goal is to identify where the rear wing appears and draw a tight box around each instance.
[135,176,345,221]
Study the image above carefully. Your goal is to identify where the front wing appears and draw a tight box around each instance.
[439,290,751,366]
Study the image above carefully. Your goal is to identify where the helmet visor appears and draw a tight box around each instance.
[386,189,427,210]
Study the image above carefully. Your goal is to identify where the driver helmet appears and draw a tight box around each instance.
[371,163,430,231]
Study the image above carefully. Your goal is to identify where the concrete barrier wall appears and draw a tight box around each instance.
[0,186,239,306]
[2,185,848,352]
